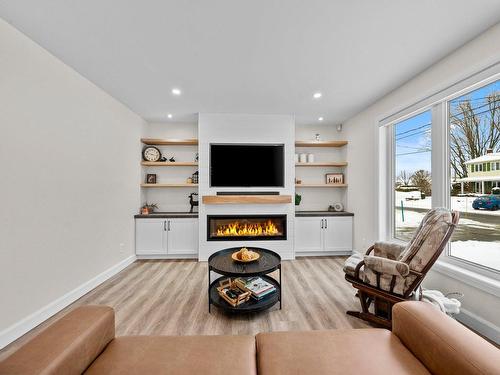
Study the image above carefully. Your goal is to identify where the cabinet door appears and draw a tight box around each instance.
[294,217,324,252]
[135,219,167,255]
[167,218,199,255]
[323,217,353,252]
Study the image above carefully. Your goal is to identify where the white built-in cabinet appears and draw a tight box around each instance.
[295,216,352,255]
[135,218,198,257]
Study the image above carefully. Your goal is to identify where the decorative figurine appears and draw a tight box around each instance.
[195,152,199,162]
[315,133,321,141]
[192,171,199,184]
[169,156,176,162]
[188,193,199,213]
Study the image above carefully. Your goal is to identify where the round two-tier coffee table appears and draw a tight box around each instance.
[208,247,282,313]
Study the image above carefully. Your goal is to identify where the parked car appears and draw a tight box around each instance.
[472,195,500,210]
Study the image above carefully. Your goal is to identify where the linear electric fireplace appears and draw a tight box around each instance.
[207,214,287,241]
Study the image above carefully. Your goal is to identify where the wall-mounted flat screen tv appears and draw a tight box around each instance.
[210,144,285,187]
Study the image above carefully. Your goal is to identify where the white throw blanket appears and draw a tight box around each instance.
[419,289,462,316]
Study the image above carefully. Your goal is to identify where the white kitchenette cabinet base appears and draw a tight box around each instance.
[294,213,353,256]
[135,216,198,258]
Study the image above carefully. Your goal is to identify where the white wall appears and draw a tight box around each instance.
[0,18,143,347]
[295,124,347,211]
[198,113,295,261]
[142,122,198,212]
[343,22,500,341]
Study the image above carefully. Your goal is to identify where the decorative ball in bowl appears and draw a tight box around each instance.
[231,248,260,263]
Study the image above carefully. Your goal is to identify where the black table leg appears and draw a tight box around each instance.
[279,264,282,310]
[208,266,211,313]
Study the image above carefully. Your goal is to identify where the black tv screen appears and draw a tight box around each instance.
[210,144,285,187]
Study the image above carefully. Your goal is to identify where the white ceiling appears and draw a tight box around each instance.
[2,1,500,125]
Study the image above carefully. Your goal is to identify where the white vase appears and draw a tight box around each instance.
[299,153,307,163]
[307,153,314,163]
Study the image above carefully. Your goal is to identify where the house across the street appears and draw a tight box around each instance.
[458,149,500,194]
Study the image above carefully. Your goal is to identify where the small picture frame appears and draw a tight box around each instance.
[326,173,344,185]
[146,174,157,184]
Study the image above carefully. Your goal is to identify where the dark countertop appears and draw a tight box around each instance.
[135,212,198,218]
[295,211,354,217]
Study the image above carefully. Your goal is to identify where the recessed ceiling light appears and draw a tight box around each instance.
[167,114,173,119]
[318,117,324,121]
[313,92,322,99]
[171,88,181,96]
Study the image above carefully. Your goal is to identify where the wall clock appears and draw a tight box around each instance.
[142,146,161,162]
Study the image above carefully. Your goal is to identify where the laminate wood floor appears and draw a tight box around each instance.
[0,257,371,360]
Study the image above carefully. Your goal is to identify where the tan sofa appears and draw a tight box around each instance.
[1,301,499,375]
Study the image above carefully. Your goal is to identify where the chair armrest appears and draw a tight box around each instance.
[373,241,406,260]
[363,255,409,276]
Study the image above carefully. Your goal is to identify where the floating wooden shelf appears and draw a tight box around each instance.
[141,138,198,146]
[295,140,348,147]
[141,161,198,167]
[295,162,347,167]
[295,184,348,188]
[202,195,292,205]
[141,183,199,188]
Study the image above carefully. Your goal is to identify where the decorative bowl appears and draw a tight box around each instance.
[231,248,260,263]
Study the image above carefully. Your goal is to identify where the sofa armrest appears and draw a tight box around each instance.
[0,306,115,375]
[393,301,500,375]
[373,241,406,260]
[363,255,409,276]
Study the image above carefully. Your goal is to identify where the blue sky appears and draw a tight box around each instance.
[395,110,431,176]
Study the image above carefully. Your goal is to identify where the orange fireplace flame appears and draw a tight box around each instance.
[215,220,280,237]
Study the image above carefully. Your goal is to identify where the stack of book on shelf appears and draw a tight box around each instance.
[235,277,276,300]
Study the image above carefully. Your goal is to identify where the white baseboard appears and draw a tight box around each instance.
[457,307,500,344]
[0,255,136,350]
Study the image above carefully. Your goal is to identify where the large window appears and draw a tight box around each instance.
[448,79,500,271]
[384,72,500,275]
[393,110,432,241]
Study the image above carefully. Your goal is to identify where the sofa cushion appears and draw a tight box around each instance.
[0,306,114,375]
[256,328,430,375]
[84,335,256,375]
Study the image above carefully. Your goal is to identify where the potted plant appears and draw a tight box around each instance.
[140,203,158,215]
[295,193,302,206]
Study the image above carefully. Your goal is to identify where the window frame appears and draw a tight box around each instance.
[380,68,500,281]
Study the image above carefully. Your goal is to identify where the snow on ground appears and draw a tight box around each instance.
[395,191,500,216]
[450,241,500,271]
[394,199,500,271]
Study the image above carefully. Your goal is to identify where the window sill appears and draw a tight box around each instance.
[432,260,500,298]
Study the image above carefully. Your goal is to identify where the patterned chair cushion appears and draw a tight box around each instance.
[343,252,364,278]
[344,208,454,296]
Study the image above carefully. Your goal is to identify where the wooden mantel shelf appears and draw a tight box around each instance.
[202,195,292,205]
[295,140,347,147]
[141,138,198,146]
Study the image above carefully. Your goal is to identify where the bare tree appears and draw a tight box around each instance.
[411,170,432,196]
[396,170,412,187]
[449,92,500,179]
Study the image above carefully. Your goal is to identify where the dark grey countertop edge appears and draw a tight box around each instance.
[295,211,354,217]
[135,211,353,219]
[135,212,198,218]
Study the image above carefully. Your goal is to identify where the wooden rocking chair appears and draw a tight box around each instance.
[344,208,459,328]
